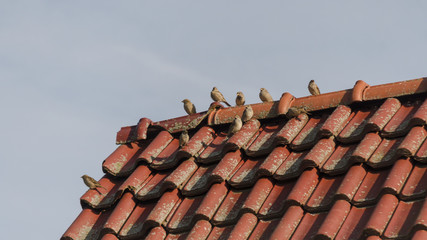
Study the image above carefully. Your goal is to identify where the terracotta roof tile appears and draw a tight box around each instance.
[367,137,403,168]
[413,230,427,240]
[150,138,180,170]
[269,205,304,239]
[80,175,125,209]
[319,105,352,137]
[198,130,228,164]
[103,192,136,235]
[366,98,401,132]
[274,113,308,145]
[228,213,258,240]
[178,126,215,159]
[290,211,327,240]
[290,114,328,150]
[137,130,173,164]
[207,225,233,240]
[257,145,290,177]
[315,199,351,239]
[194,182,228,220]
[384,198,427,239]
[62,208,112,240]
[166,195,204,232]
[248,218,280,240]
[337,107,377,143]
[401,164,427,200]
[321,144,358,174]
[364,194,399,236]
[245,122,284,157]
[273,150,309,180]
[258,180,296,218]
[228,157,263,188]
[102,142,144,177]
[100,234,119,240]
[382,100,421,137]
[335,203,376,239]
[212,188,251,225]
[398,126,427,157]
[224,119,260,152]
[412,98,427,125]
[415,134,427,163]
[63,78,427,239]
[185,220,212,240]
[145,226,166,240]
[118,201,156,238]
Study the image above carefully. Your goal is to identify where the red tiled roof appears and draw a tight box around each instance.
[62,78,427,240]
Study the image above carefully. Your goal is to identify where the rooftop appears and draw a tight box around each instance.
[62,78,427,240]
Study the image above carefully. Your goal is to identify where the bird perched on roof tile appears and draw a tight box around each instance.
[228,115,242,136]
[242,105,253,122]
[259,88,273,102]
[308,80,320,95]
[81,175,106,190]
[179,130,189,147]
[236,91,245,106]
[182,99,196,115]
[286,106,309,120]
[211,87,231,106]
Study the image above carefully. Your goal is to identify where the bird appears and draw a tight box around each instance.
[179,130,189,147]
[259,88,273,102]
[228,115,242,136]
[182,99,196,115]
[308,80,320,95]
[211,87,231,106]
[81,175,106,190]
[242,105,253,122]
[235,91,245,106]
[286,106,309,119]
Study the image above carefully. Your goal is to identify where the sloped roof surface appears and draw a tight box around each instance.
[63,78,427,240]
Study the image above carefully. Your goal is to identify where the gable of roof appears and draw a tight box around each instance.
[62,78,427,240]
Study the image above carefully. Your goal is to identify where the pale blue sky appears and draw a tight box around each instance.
[1,1,427,239]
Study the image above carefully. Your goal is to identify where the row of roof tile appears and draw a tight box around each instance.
[66,192,427,240]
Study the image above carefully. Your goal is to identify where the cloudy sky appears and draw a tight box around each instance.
[1,1,427,239]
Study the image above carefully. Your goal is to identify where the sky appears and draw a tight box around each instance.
[1,1,427,239]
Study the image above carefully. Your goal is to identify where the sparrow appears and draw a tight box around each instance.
[182,99,196,115]
[81,175,106,190]
[211,87,231,106]
[235,91,245,106]
[179,130,189,147]
[259,88,273,102]
[286,106,309,119]
[228,115,242,136]
[308,80,320,95]
[242,105,253,122]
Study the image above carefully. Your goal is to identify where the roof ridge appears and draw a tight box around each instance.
[116,77,427,145]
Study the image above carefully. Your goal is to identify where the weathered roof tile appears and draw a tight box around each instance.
[63,78,427,240]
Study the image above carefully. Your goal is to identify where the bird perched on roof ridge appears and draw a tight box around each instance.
[228,115,242,136]
[259,88,273,102]
[242,105,253,122]
[81,175,106,190]
[308,80,320,95]
[211,87,231,106]
[182,99,196,115]
[236,91,245,106]
[286,106,309,120]
[179,130,189,147]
